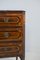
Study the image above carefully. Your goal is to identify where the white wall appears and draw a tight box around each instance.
[0,0,40,60]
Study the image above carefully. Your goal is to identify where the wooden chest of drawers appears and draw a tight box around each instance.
[0,11,25,60]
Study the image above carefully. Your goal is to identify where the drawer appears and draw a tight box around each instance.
[0,46,19,53]
[0,30,23,41]
[0,15,24,26]
[0,28,22,32]
[0,42,23,56]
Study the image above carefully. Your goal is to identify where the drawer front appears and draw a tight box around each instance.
[0,32,22,39]
[0,28,22,32]
[0,15,24,26]
[0,42,23,57]
[0,29,23,41]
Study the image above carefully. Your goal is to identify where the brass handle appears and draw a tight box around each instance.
[4,32,9,38]
[0,47,11,51]
[4,47,11,51]
[4,47,8,51]
[4,18,9,22]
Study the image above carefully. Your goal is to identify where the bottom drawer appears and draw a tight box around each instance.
[0,42,23,57]
[0,46,18,53]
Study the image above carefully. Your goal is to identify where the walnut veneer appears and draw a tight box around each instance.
[0,11,25,60]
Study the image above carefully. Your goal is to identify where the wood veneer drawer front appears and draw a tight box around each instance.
[0,43,23,56]
[0,28,22,32]
[0,15,24,26]
[0,46,18,53]
[0,31,23,41]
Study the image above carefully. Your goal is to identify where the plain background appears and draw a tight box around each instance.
[0,0,40,60]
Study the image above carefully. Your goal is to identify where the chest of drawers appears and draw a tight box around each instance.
[0,11,25,60]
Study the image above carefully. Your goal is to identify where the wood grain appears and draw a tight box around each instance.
[0,11,25,59]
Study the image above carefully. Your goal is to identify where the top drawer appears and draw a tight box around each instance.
[0,12,25,26]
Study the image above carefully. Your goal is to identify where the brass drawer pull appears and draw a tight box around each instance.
[0,47,11,51]
[0,47,19,52]
[4,18,8,22]
[4,32,9,38]
[4,47,11,51]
